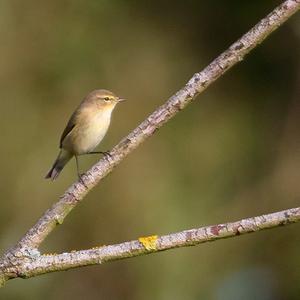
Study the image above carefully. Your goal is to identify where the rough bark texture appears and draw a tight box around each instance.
[1,207,300,282]
[0,0,299,287]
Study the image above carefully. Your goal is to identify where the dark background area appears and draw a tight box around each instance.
[0,1,299,299]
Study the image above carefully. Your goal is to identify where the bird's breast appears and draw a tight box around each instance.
[65,109,112,155]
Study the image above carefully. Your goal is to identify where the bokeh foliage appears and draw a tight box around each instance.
[0,1,299,299]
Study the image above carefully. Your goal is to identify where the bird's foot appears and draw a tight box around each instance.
[78,173,88,188]
[88,151,112,158]
[101,151,112,159]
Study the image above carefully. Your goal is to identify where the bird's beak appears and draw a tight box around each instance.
[118,98,126,103]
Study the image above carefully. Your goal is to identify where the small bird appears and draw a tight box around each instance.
[45,89,125,180]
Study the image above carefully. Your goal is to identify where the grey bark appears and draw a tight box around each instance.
[0,0,299,287]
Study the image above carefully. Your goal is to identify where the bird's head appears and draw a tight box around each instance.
[86,89,125,110]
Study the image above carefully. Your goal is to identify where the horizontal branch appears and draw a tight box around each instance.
[10,207,300,278]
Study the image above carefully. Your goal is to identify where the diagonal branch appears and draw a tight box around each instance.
[0,0,299,287]
[5,207,300,279]
[14,0,300,252]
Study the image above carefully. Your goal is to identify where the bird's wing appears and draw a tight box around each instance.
[59,113,77,148]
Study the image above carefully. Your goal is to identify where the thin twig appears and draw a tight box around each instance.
[0,0,299,287]
[5,207,300,279]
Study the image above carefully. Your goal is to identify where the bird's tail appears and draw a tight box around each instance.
[45,149,73,180]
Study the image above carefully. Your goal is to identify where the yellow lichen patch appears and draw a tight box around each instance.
[42,253,57,256]
[138,235,158,251]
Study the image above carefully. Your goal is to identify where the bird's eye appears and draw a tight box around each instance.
[104,97,110,101]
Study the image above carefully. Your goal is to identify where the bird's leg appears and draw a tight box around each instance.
[75,155,87,187]
[86,151,112,158]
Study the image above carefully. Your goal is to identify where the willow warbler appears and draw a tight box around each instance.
[45,89,125,180]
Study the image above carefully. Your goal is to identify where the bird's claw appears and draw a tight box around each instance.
[78,173,88,188]
[101,151,112,159]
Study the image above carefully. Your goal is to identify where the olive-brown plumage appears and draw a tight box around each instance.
[45,89,124,180]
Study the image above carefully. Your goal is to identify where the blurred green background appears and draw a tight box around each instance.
[0,0,299,299]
